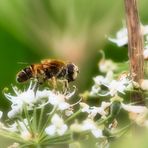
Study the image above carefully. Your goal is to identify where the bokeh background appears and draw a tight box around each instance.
[0,0,147,112]
[0,0,148,147]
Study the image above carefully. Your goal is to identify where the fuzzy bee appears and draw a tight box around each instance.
[16,59,79,88]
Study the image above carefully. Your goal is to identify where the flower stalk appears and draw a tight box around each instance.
[124,0,144,83]
[124,0,144,104]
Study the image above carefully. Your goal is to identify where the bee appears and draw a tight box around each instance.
[16,59,79,89]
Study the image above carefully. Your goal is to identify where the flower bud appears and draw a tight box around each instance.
[110,101,121,118]
[140,79,148,90]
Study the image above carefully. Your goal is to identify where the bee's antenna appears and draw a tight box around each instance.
[17,62,29,65]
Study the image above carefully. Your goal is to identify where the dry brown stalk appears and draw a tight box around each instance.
[124,0,144,83]
[124,0,144,104]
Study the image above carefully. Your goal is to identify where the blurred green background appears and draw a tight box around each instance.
[0,0,148,111]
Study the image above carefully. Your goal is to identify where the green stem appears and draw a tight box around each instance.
[38,105,45,132]
[112,123,132,136]
[41,134,72,145]
[96,116,112,125]
[38,106,57,141]
[19,117,31,132]
[23,105,34,135]
[40,133,72,144]
[65,109,81,123]
[33,107,37,132]
[0,130,26,143]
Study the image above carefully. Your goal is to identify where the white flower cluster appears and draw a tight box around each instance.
[88,54,148,130]
[108,25,148,60]
[1,81,112,148]
[4,82,75,119]
[68,101,112,138]
[90,70,131,97]
[0,82,81,146]
[45,114,68,136]
[70,119,103,138]
[1,57,148,147]
[108,25,148,47]
[122,103,148,128]
[80,102,111,118]
[0,117,32,141]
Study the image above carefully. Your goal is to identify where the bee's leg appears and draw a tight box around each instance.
[51,77,57,90]
[33,76,43,96]
[33,81,40,96]
[63,80,69,93]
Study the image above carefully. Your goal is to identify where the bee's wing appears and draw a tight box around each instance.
[42,59,66,75]
[41,59,66,66]
[41,59,52,64]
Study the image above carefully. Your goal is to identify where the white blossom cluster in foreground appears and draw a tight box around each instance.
[0,82,112,147]
[1,53,148,148]
[1,51,148,147]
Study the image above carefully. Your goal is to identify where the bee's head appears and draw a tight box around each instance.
[66,63,79,82]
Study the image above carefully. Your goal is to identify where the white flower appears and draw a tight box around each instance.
[143,48,148,60]
[65,109,73,116]
[108,27,128,47]
[6,83,49,104]
[90,71,114,96]
[122,103,148,126]
[70,119,103,138]
[5,82,75,118]
[91,70,130,97]
[99,102,111,117]
[141,25,148,35]
[108,75,131,96]
[70,122,83,133]
[99,60,117,73]
[82,119,103,138]
[109,25,148,47]
[80,102,111,118]
[21,130,32,141]
[101,102,111,109]
[45,114,68,136]
[18,119,32,140]
[90,85,101,95]
[140,79,148,90]
[48,93,70,110]
[108,80,126,96]
[8,143,20,148]
[5,82,50,118]
[80,103,90,112]
[2,119,31,140]
[94,71,113,86]
[47,87,76,110]
[10,119,31,140]
[122,103,148,114]
[0,111,3,119]
[7,107,22,119]
[2,122,18,132]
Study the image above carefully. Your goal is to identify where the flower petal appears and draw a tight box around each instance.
[45,125,56,136]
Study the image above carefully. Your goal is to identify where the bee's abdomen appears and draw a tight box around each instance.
[17,67,33,83]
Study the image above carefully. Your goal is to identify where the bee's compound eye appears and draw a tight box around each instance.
[67,63,79,82]
[17,71,28,82]
[67,63,75,74]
